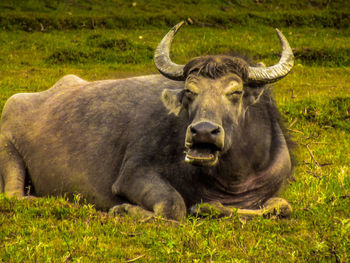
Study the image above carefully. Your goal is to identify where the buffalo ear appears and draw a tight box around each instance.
[161,89,183,116]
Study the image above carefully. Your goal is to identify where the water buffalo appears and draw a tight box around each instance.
[0,22,294,220]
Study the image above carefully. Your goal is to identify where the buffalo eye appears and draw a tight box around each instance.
[184,89,197,101]
[226,90,242,101]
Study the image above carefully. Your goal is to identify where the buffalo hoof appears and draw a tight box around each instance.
[261,197,292,218]
[109,203,155,219]
[153,199,187,222]
[189,198,292,219]
[237,197,292,219]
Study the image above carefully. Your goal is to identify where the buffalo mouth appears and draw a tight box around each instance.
[185,143,221,166]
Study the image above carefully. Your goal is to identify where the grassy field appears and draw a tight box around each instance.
[0,0,349,262]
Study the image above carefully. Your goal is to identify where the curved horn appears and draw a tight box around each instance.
[154,21,186,81]
[248,29,294,84]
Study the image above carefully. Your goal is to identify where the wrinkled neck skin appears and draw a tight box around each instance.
[217,114,290,192]
[181,90,292,208]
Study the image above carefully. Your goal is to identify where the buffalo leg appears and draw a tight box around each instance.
[0,135,26,197]
[190,197,292,219]
[109,203,155,219]
[112,167,186,221]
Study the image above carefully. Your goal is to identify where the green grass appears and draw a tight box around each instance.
[0,0,349,262]
[0,0,349,31]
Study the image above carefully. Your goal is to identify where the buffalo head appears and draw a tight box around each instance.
[155,22,294,167]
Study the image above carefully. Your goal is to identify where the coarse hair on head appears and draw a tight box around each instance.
[183,55,249,82]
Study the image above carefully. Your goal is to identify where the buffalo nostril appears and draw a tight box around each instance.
[211,127,221,135]
[190,127,197,135]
